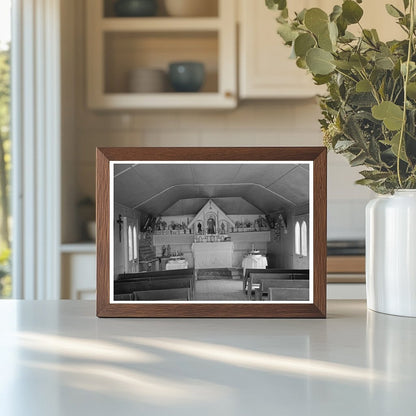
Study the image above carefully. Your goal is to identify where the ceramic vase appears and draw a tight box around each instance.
[366,190,416,317]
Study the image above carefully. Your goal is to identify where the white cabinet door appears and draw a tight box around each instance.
[62,253,96,300]
[239,0,326,99]
[238,0,403,99]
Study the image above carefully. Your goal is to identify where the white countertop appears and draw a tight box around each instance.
[0,300,415,415]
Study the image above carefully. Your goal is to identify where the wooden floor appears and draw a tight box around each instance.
[194,279,246,301]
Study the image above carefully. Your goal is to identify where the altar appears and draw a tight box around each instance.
[192,242,234,269]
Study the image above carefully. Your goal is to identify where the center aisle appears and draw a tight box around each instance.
[194,279,247,301]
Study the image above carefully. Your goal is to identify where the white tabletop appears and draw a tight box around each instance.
[0,300,415,416]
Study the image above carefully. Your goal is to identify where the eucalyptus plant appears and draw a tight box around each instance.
[266,0,416,193]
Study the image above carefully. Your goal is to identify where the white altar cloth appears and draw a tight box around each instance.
[242,254,268,274]
[192,242,234,269]
[165,258,189,270]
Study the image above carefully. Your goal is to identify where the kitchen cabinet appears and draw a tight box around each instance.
[86,0,237,109]
[238,0,404,99]
[61,244,96,300]
[238,0,325,99]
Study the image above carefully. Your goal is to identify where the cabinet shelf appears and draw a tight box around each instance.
[101,17,221,32]
[86,0,236,109]
[90,92,235,110]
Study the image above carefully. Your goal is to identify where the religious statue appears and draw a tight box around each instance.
[207,218,216,234]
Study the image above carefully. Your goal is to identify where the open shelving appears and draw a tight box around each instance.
[86,0,237,109]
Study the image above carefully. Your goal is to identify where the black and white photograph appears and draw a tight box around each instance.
[110,161,312,303]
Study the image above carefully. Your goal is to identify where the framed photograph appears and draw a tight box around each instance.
[96,147,327,318]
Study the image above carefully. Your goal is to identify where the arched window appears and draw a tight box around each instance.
[295,221,300,255]
[128,225,133,261]
[301,221,308,257]
[133,226,138,260]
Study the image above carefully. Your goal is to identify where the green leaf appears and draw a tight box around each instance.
[313,74,332,85]
[304,8,329,35]
[350,54,368,70]
[330,5,342,22]
[334,139,355,151]
[363,29,376,46]
[360,170,392,181]
[372,101,404,131]
[385,4,404,18]
[336,15,348,36]
[277,23,298,43]
[339,31,356,43]
[375,55,395,70]
[383,132,409,162]
[350,152,367,167]
[371,29,380,42]
[266,0,287,11]
[328,21,338,44]
[306,48,335,75]
[296,8,307,23]
[318,27,334,52]
[407,82,416,99]
[280,7,288,19]
[342,0,364,24]
[333,60,352,70]
[294,33,316,58]
[356,79,372,92]
[296,57,308,69]
[403,0,410,10]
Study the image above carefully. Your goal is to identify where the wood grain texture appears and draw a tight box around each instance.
[327,256,365,274]
[96,147,327,318]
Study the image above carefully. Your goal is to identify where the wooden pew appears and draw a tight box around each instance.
[245,269,309,298]
[116,277,192,296]
[255,279,309,300]
[115,269,195,299]
[268,287,309,301]
[133,288,191,301]
[114,293,134,301]
[243,268,309,292]
[118,268,195,281]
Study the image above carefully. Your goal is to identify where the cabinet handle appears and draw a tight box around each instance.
[224,91,234,99]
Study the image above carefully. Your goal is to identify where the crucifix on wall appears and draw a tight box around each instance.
[116,214,123,242]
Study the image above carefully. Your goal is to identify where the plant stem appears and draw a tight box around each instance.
[397,0,415,188]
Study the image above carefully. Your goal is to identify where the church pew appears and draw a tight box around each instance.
[115,269,195,297]
[133,288,191,301]
[118,268,194,281]
[243,269,309,290]
[115,277,194,299]
[114,293,134,301]
[115,275,194,298]
[244,268,309,295]
[254,279,309,300]
[268,287,309,301]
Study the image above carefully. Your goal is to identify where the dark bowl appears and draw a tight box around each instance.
[168,62,205,93]
[114,0,158,17]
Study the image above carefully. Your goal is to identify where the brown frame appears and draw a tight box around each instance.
[96,147,327,318]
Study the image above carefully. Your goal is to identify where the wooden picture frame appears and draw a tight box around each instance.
[96,147,327,318]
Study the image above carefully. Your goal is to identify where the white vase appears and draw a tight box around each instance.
[366,190,416,317]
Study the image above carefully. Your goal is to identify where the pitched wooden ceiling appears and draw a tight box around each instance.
[114,163,309,216]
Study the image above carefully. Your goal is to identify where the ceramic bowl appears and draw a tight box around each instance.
[128,68,167,93]
[114,0,158,17]
[164,0,217,17]
[168,62,205,92]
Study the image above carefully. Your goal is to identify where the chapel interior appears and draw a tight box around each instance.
[113,163,310,302]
